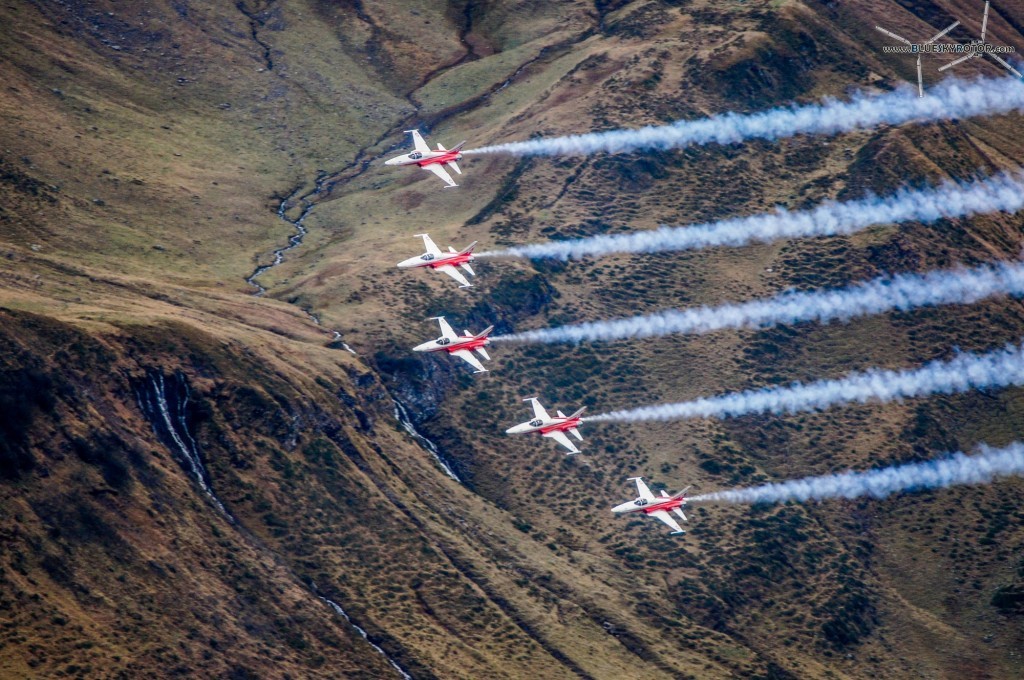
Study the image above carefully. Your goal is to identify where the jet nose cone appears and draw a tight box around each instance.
[611,502,632,514]
[412,341,432,352]
[505,424,523,435]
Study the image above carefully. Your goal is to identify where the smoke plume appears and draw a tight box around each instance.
[586,342,1024,423]
[493,261,1024,344]
[465,75,1024,157]
[476,172,1024,260]
[690,442,1024,504]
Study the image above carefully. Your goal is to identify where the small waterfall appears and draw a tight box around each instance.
[135,371,233,521]
[393,399,461,482]
[309,311,358,354]
[312,583,413,679]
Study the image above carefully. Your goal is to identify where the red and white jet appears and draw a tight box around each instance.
[414,316,494,374]
[505,398,585,454]
[384,129,466,188]
[397,233,477,288]
[612,477,690,535]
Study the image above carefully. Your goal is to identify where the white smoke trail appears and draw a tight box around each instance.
[493,261,1024,344]
[689,441,1024,504]
[586,342,1024,423]
[464,74,1024,157]
[476,171,1024,260]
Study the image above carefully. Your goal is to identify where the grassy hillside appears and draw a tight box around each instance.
[2,0,1023,678]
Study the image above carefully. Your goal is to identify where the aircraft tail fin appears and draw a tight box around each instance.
[568,406,587,419]
[474,325,494,339]
[458,241,478,255]
[452,141,467,151]
[671,485,692,499]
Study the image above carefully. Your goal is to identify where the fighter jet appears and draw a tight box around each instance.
[612,477,690,535]
[414,316,494,374]
[505,398,585,454]
[397,233,477,288]
[384,129,466,188]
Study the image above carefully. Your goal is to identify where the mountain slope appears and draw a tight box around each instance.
[1,0,1023,678]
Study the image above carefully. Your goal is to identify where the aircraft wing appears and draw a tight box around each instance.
[649,510,684,534]
[528,399,552,419]
[408,129,430,153]
[420,233,442,256]
[436,264,471,287]
[423,163,458,188]
[542,429,580,454]
[452,349,487,373]
[435,317,457,341]
[633,477,655,501]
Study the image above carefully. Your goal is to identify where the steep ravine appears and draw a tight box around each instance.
[131,367,416,678]
[237,12,594,483]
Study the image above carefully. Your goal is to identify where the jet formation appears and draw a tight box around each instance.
[387,129,692,535]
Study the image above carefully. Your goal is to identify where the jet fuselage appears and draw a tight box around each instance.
[505,414,584,436]
[397,250,474,271]
[384,148,463,168]
[612,495,687,516]
[414,333,491,355]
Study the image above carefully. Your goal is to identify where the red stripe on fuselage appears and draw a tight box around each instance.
[427,255,472,269]
[417,151,462,167]
[538,419,581,434]
[642,498,685,514]
[445,338,487,353]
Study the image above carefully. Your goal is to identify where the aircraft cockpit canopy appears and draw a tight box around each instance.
[409,152,423,160]
[529,419,543,427]
[421,253,435,261]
